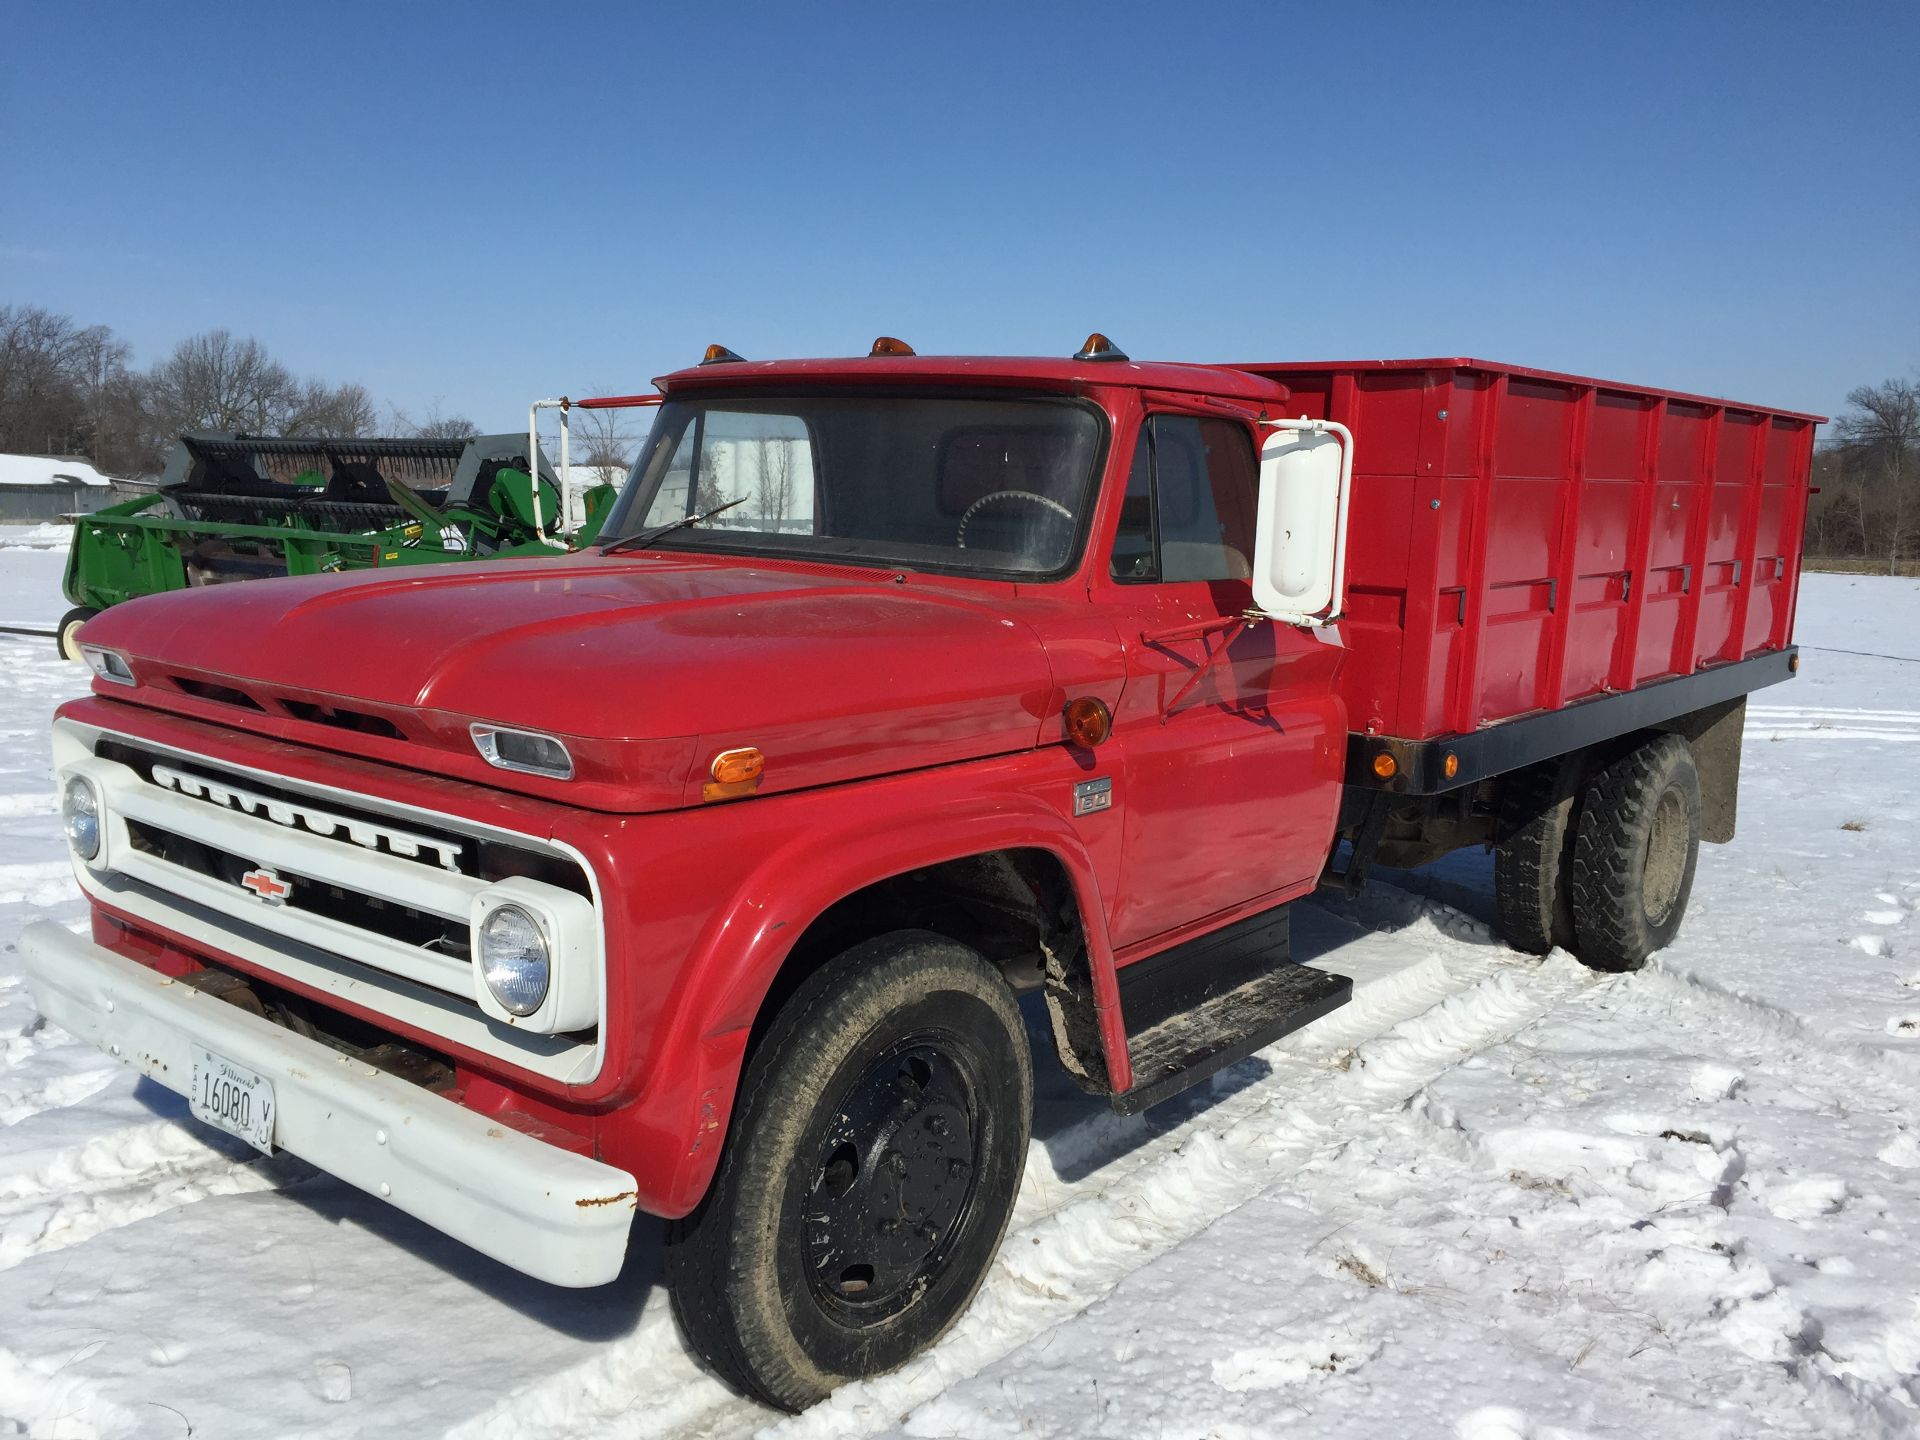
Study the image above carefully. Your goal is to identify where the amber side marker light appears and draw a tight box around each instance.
[869,336,916,357]
[704,747,765,802]
[1788,653,1800,674]
[1443,752,1460,780]
[1372,752,1398,780]
[1064,696,1112,748]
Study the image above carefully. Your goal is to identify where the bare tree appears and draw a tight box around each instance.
[0,304,97,454]
[750,437,795,527]
[0,305,162,473]
[746,441,772,522]
[145,329,378,442]
[284,378,378,437]
[1836,378,1920,574]
[692,443,733,513]
[572,392,639,485]
[145,329,297,433]
[416,411,479,441]
[388,402,477,440]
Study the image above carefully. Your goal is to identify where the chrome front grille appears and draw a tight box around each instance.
[148,759,469,873]
[122,816,472,959]
[56,719,606,1084]
[81,737,592,1007]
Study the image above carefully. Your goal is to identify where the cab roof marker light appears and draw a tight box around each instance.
[1074,332,1129,363]
[868,336,916,357]
[470,723,574,781]
[81,645,135,686]
[699,344,746,366]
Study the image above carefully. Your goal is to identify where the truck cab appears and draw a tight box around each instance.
[22,337,1814,1411]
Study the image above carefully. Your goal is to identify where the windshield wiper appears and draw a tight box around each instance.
[599,497,750,556]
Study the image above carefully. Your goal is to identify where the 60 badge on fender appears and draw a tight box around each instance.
[189,1044,277,1154]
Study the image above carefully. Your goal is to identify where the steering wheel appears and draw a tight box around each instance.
[956,490,1074,550]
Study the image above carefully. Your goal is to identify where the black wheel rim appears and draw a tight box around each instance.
[803,1034,982,1322]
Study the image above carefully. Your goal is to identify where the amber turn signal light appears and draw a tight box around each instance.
[703,746,765,802]
[1064,696,1112,748]
[869,336,916,357]
[1371,752,1398,779]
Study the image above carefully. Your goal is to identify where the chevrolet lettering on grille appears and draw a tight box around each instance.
[150,762,465,871]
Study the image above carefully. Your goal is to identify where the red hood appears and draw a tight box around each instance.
[83,553,1060,811]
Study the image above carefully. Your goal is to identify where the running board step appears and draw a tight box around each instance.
[1111,904,1351,1115]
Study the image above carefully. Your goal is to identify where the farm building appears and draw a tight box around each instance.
[0,454,118,522]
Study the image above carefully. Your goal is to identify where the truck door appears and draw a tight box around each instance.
[1101,413,1345,952]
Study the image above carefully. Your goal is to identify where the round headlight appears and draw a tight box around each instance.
[62,775,101,863]
[478,904,550,1017]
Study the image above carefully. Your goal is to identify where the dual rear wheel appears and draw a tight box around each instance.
[1495,732,1702,971]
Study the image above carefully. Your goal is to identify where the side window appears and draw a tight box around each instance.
[1109,415,1257,584]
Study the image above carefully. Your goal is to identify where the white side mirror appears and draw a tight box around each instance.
[1251,418,1353,625]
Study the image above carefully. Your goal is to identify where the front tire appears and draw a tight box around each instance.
[666,932,1033,1412]
[1568,734,1701,971]
[57,606,98,662]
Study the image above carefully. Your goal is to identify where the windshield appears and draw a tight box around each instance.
[599,393,1105,577]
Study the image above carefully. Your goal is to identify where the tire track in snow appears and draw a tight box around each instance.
[0,1346,142,1440]
[0,1119,283,1272]
[0,1063,118,1127]
[1747,705,1920,744]
[0,859,78,906]
[450,888,1598,1440]
[1635,957,1920,1086]
[1387,976,1920,1429]
[765,957,1598,1440]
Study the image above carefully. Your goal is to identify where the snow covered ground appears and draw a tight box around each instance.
[2,531,1917,1439]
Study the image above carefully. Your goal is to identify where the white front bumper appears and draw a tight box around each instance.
[19,920,637,1288]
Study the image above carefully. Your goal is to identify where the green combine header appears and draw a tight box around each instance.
[58,430,617,658]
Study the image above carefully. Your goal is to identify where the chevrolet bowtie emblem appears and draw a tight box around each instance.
[238,867,291,904]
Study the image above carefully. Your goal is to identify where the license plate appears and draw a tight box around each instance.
[189,1045,276,1155]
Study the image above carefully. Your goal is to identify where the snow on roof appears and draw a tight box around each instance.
[0,453,115,488]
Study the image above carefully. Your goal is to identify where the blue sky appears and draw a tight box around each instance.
[4,2,1915,430]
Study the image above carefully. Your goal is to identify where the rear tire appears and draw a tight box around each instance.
[1568,734,1701,971]
[57,607,98,662]
[666,932,1032,1412]
[1494,757,1582,955]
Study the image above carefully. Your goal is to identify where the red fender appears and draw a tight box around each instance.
[609,754,1127,1217]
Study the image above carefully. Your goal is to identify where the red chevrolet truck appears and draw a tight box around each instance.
[22,338,1818,1409]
